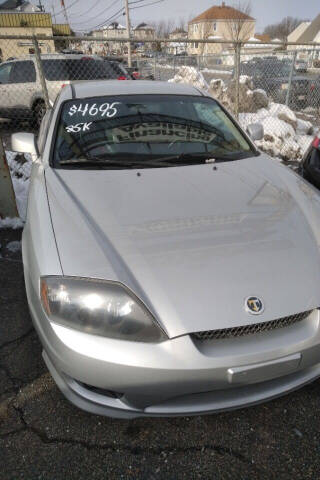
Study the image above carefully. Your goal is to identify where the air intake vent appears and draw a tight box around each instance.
[192,310,313,341]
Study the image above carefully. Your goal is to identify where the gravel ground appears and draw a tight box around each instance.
[1,228,320,479]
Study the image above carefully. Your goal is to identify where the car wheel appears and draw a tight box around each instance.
[32,101,46,129]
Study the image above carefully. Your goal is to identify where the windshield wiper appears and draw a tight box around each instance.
[59,151,256,169]
[59,157,182,169]
[148,151,254,163]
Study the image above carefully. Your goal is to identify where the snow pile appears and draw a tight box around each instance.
[0,217,23,229]
[0,151,31,229]
[168,68,317,161]
[209,75,269,114]
[239,105,315,161]
[168,66,210,92]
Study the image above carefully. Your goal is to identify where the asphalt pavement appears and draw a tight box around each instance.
[1,227,320,479]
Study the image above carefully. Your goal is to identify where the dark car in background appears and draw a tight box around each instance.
[101,58,133,80]
[300,134,320,190]
[238,58,310,108]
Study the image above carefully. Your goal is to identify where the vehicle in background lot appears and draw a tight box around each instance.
[295,59,308,73]
[61,49,84,55]
[102,58,133,80]
[300,134,320,189]
[0,54,127,127]
[122,59,141,79]
[12,80,320,418]
[123,59,154,80]
[238,58,310,107]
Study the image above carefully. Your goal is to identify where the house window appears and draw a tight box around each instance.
[213,22,217,31]
[195,42,198,49]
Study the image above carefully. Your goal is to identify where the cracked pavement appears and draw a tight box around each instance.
[1,228,320,479]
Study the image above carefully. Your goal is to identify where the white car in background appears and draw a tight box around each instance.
[11,80,320,418]
[0,54,127,127]
[295,59,308,73]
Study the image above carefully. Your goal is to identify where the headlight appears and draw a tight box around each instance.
[40,276,167,343]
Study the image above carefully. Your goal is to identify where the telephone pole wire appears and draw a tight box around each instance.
[61,0,70,26]
[124,0,132,67]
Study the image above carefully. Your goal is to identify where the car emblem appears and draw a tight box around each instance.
[245,296,264,315]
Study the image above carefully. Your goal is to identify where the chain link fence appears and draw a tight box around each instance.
[0,35,319,165]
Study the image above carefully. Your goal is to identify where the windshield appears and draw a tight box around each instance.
[43,59,118,81]
[52,94,255,169]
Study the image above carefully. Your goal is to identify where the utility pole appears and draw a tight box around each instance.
[52,3,56,24]
[61,0,69,26]
[124,0,132,67]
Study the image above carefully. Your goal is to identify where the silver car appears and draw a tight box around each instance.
[0,54,125,127]
[12,80,320,418]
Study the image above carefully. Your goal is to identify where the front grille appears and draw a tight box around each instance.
[192,310,313,341]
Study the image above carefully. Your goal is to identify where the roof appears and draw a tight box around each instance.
[134,22,154,30]
[189,3,254,23]
[294,14,320,43]
[3,53,101,62]
[69,80,201,100]
[287,21,311,42]
[52,23,71,36]
[104,21,126,30]
[0,0,23,9]
[0,11,51,27]
[0,0,40,11]
[254,33,270,42]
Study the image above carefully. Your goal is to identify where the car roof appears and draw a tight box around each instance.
[70,80,203,99]
[6,54,102,63]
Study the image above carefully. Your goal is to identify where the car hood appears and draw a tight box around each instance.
[45,155,320,338]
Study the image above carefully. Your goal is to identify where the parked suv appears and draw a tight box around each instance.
[0,54,126,127]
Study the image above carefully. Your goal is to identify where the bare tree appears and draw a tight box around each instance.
[264,16,306,40]
[149,19,175,38]
[177,17,187,32]
[199,22,213,54]
[224,1,253,42]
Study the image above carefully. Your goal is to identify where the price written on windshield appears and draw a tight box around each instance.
[68,102,121,118]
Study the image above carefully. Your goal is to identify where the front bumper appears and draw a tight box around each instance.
[28,283,320,418]
[43,351,320,418]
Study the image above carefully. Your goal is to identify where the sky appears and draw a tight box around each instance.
[37,0,320,33]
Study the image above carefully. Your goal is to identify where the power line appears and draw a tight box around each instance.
[129,0,164,9]
[128,0,151,4]
[64,0,104,20]
[70,0,121,25]
[75,7,125,32]
[52,0,81,17]
[68,0,165,33]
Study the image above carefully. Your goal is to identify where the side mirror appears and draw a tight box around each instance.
[247,123,264,142]
[11,132,38,156]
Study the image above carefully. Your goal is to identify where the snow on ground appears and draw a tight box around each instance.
[168,66,210,91]
[169,66,318,161]
[0,216,24,229]
[0,151,31,229]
